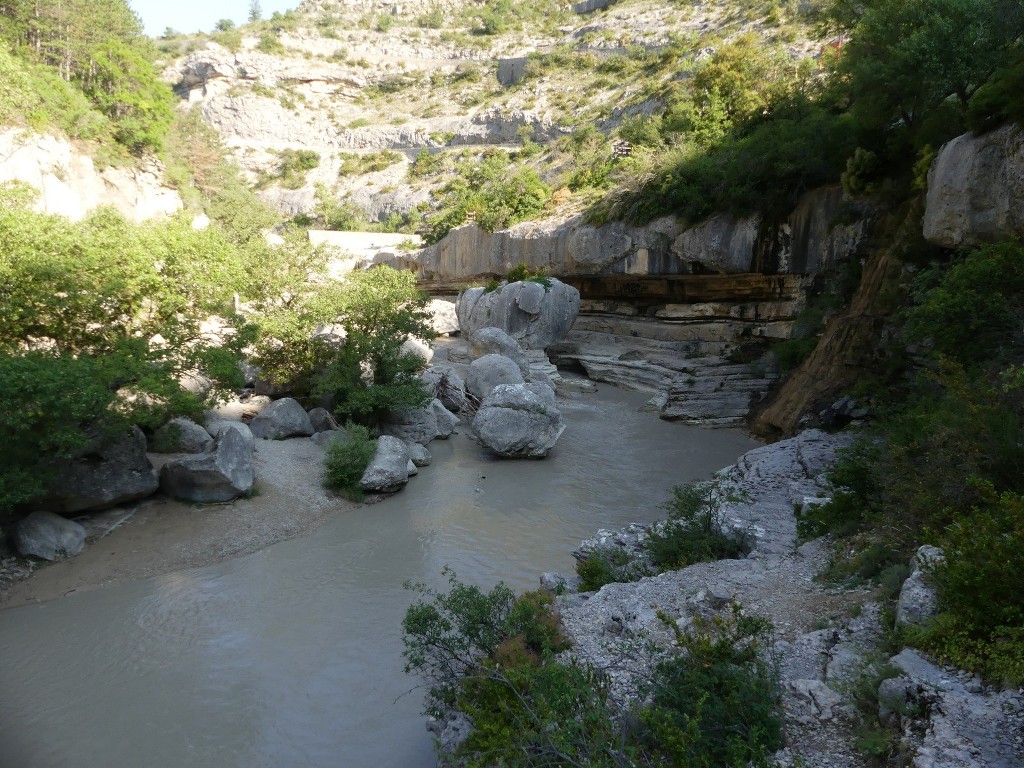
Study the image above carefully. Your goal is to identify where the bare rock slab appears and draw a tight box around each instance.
[159,429,255,503]
[15,511,87,561]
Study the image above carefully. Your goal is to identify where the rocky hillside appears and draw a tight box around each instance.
[162,0,822,221]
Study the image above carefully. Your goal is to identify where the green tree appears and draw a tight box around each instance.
[0,0,175,154]
[314,267,436,422]
[0,192,257,511]
[825,0,1024,144]
[248,0,262,23]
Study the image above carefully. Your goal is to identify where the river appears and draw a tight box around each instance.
[0,386,758,768]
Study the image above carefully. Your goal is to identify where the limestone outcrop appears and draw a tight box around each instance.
[0,129,182,222]
[895,545,944,627]
[14,511,87,561]
[421,366,469,412]
[360,435,412,492]
[465,354,525,400]
[249,397,315,439]
[469,327,530,377]
[924,124,1024,248]
[398,186,865,284]
[380,398,459,445]
[151,417,215,454]
[457,279,581,350]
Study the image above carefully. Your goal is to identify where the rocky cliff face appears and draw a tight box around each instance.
[0,129,182,222]
[395,186,868,426]
[400,185,866,284]
[923,124,1024,248]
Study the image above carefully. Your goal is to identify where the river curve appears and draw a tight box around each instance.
[0,386,758,768]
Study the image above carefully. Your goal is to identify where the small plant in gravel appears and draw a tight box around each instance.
[323,424,376,501]
[646,480,752,569]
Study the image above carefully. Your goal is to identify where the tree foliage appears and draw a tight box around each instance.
[823,0,1024,147]
[0,0,174,154]
[0,192,255,511]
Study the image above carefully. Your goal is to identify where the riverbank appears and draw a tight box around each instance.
[0,438,361,609]
[426,429,1024,768]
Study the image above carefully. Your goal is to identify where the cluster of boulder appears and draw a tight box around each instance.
[12,277,582,563]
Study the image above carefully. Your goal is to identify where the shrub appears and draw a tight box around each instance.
[265,148,320,189]
[323,424,377,500]
[642,609,782,767]
[902,240,1024,368]
[402,572,569,715]
[576,547,636,592]
[0,351,126,511]
[403,572,783,767]
[310,267,435,423]
[646,481,752,569]
[337,150,402,176]
[257,30,285,54]
[918,481,1024,684]
[425,153,550,243]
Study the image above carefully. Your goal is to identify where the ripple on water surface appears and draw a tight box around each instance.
[0,386,758,768]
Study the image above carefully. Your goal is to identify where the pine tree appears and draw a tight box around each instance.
[248,0,262,23]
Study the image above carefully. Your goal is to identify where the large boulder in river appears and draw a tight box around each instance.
[457,279,580,350]
[466,354,525,400]
[249,397,314,439]
[360,436,411,493]
[472,383,565,458]
[15,511,87,560]
[159,429,255,503]
[151,417,214,454]
[35,426,159,513]
[923,124,1024,248]
[431,398,460,438]
[470,327,530,377]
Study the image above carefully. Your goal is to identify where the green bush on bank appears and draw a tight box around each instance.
[424,151,550,244]
[323,425,377,500]
[0,192,251,512]
[647,480,752,569]
[402,573,782,766]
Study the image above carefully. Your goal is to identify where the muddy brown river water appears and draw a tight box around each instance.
[0,387,758,768]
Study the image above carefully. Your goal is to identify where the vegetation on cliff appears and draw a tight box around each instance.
[801,240,1024,685]
[0,0,173,156]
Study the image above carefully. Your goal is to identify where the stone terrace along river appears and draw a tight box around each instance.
[0,386,757,768]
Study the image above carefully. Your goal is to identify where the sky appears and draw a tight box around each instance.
[129,0,301,38]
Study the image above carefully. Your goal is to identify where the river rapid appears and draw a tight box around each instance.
[0,386,757,768]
